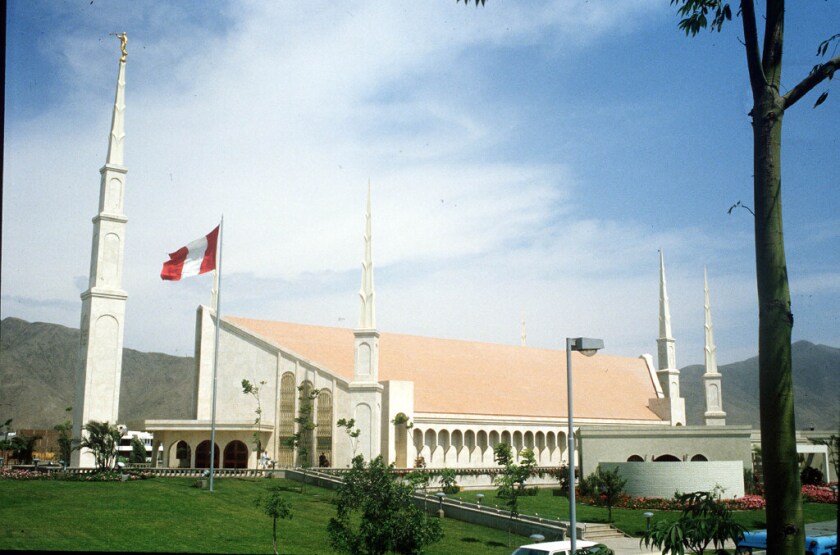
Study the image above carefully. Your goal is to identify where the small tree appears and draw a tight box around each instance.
[438,467,459,494]
[337,417,361,460]
[642,490,746,555]
[242,378,267,453]
[284,385,320,490]
[494,445,539,545]
[54,408,73,466]
[129,435,147,464]
[255,486,293,555]
[328,455,442,555]
[76,420,122,471]
[583,467,627,523]
[10,435,40,465]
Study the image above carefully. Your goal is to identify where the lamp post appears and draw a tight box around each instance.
[643,512,654,533]
[476,493,485,506]
[436,491,446,518]
[566,337,604,555]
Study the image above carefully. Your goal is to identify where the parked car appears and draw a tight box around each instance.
[737,530,837,555]
[511,540,597,555]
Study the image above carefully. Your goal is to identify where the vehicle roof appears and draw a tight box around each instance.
[518,540,597,550]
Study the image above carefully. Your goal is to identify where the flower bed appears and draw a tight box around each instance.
[0,467,150,482]
[581,485,836,511]
[801,484,837,503]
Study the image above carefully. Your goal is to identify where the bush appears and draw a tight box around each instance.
[800,466,824,486]
[801,484,836,503]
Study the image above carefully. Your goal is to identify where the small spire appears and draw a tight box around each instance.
[658,249,673,340]
[105,33,127,166]
[703,267,718,375]
[358,180,376,329]
[520,315,527,347]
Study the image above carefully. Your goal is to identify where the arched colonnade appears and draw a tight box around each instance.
[409,426,568,468]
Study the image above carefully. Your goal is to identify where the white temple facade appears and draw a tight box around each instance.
[141,193,695,471]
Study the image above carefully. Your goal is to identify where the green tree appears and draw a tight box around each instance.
[255,486,293,555]
[642,490,745,555]
[53,408,73,467]
[284,385,320,490]
[242,378,267,453]
[337,417,361,460]
[10,434,40,465]
[129,435,147,464]
[583,467,626,523]
[668,3,839,552]
[438,467,459,494]
[494,446,539,545]
[328,455,442,555]
[76,420,122,471]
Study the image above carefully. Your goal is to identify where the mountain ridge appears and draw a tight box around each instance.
[1,316,837,430]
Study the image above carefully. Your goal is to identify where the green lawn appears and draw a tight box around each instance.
[448,488,837,537]
[0,477,518,554]
[2,478,835,554]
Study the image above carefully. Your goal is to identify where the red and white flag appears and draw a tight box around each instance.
[160,225,220,281]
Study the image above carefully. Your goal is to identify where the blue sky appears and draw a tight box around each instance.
[3,1,838,365]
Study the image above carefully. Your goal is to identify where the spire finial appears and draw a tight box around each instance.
[520,314,527,347]
[358,180,376,329]
[105,36,127,166]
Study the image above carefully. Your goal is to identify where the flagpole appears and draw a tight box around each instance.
[208,215,223,492]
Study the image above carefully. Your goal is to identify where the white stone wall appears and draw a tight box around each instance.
[598,461,746,499]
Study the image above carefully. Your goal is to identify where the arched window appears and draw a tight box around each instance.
[690,454,708,462]
[224,440,249,469]
[195,441,219,469]
[653,454,680,462]
[316,389,333,467]
[175,440,191,468]
[627,455,644,462]
[277,373,295,467]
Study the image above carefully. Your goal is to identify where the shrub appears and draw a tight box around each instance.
[801,484,836,503]
[800,466,824,486]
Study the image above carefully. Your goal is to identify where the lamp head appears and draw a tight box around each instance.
[569,337,604,356]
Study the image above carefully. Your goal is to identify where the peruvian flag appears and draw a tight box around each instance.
[160,225,219,281]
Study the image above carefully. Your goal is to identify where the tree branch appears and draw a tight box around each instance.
[781,55,840,110]
[740,0,766,97]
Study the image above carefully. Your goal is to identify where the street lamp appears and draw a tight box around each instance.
[566,337,604,555]
[476,493,485,506]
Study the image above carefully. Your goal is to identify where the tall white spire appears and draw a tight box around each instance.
[703,267,726,425]
[520,315,527,347]
[350,181,383,462]
[72,35,130,466]
[358,180,376,330]
[657,249,676,370]
[649,249,685,426]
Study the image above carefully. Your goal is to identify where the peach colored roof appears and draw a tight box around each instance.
[226,316,663,421]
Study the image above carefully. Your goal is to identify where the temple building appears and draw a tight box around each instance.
[76,38,754,491]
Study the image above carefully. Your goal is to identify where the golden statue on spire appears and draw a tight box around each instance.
[116,32,127,62]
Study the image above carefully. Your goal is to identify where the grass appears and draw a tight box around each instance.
[0,477,517,554]
[2,478,835,554]
[448,488,838,536]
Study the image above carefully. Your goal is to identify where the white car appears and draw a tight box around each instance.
[511,540,597,555]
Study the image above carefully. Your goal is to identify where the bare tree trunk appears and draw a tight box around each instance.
[752,82,804,555]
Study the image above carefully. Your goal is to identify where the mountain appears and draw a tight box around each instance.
[1,317,837,431]
[0,317,195,430]
[680,340,840,428]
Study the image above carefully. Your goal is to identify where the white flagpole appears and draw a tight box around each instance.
[209,216,223,492]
